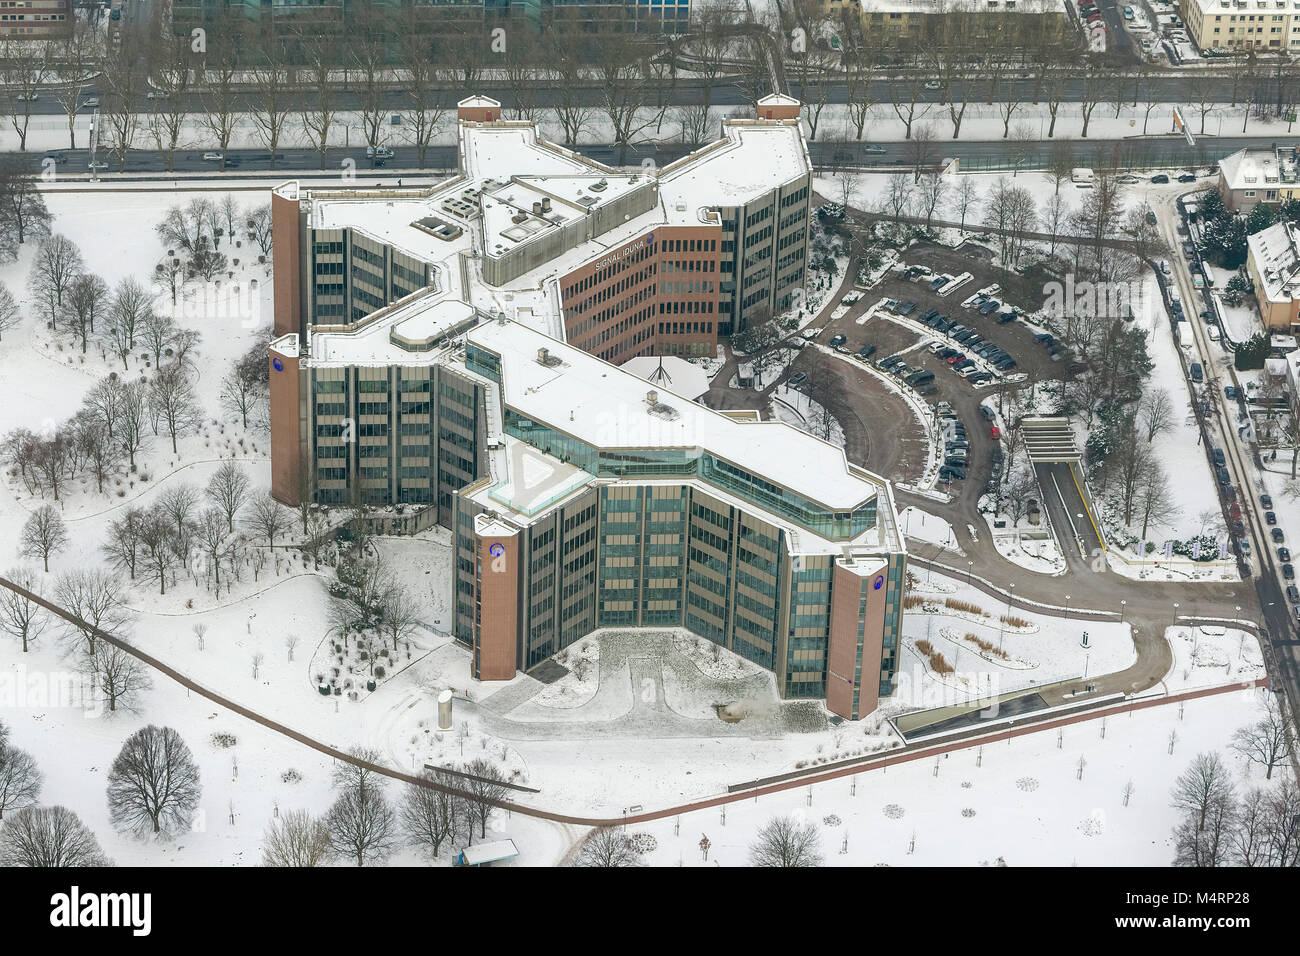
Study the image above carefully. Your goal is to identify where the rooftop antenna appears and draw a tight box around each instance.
[647,354,672,386]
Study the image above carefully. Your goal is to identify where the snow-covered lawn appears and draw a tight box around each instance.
[898,506,962,553]
[632,686,1279,867]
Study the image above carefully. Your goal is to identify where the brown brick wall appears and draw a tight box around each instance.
[272,190,302,338]
[559,226,721,365]
[474,532,519,681]
[268,345,301,506]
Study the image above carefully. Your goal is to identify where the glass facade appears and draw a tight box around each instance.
[501,408,877,541]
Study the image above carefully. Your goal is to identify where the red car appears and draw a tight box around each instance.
[1229,503,1242,520]
[990,425,1001,439]
[947,353,965,364]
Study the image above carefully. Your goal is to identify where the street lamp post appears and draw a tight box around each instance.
[1119,599,1127,624]
[1172,601,1180,628]
[1065,594,1071,622]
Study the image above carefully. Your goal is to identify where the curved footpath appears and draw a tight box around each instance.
[0,574,1267,828]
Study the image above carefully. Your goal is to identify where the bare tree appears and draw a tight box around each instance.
[0,283,19,340]
[101,506,145,581]
[106,725,201,836]
[206,461,250,533]
[261,809,333,867]
[245,492,290,552]
[749,813,824,866]
[248,37,293,170]
[0,154,52,254]
[27,234,83,329]
[116,378,150,471]
[0,565,48,652]
[0,805,111,867]
[140,310,178,369]
[461,757,509,839]
[193,508,232,590]
[378,585,421,653]
[1172,751,1236,835]
[401,769,463,860]
[158,483,201,542]
[327,748,395,867]
[20,505,68,573]
[54,568,130,659]
[0,37,50,151]
[0,741,42,819]
[1230,695,1292,780]
[148,363,202,454]
[86,642,151,714]
[575,826,642,867]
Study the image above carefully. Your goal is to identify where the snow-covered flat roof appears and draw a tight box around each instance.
[659,123,809,217]
[467,318,888,515]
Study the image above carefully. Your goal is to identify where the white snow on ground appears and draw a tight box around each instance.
[1088,270,1222,550]
[898,506,962,553]
[1163,626,1266,692]
[631,687,1280,867]
[900,573,1135,700]
[768,387,845,450]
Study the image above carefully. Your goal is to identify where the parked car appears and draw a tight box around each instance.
[864,144,888,155]
[1272,528,1286,543]
[366,145,395,159]
[202,151,225,162]
[1266,511,1278,525]
[829,333,846,347]
[1212,447,1225,466]
[1189,363,1204,383]
[1287,585,1300,603]
[980,406,996,421]
[1151,174,1170,184]
[990,425,1001,440]
[858,344,877,359]
[1279,547,1292,563]
[1177,173,1197,183]
[788,371,807,386]
[938,465,966,481]
[1261,494,1274,509]
[1284,564,1295,581]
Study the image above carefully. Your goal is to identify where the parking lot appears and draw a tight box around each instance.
[795,240,1087,495]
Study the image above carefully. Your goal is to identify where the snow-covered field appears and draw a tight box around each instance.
[633,686,1277,867]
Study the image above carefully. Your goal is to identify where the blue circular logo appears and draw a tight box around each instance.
[872,574,885,591]
[272,357,284,372]
[489,543,504,557]
[645,233,654,246]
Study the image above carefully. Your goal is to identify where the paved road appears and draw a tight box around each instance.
[11,67,1292,121]
[1034,461,1106,567]
[1148,188,1300,725]
[13,132,1275,178]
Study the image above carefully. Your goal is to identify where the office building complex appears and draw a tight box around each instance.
[268,96,905,719]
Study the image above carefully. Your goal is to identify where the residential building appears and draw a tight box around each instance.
[0,0,71,37]
[820,0,1067,44]
[1246,219,1300,332]
[1218,144,1300,212]
[1180,0,1300,52]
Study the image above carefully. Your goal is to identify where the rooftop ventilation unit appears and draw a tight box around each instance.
[589,179,608,192]
[645,389,678,420]
[542,197,552,212]
[536,347,562,367]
